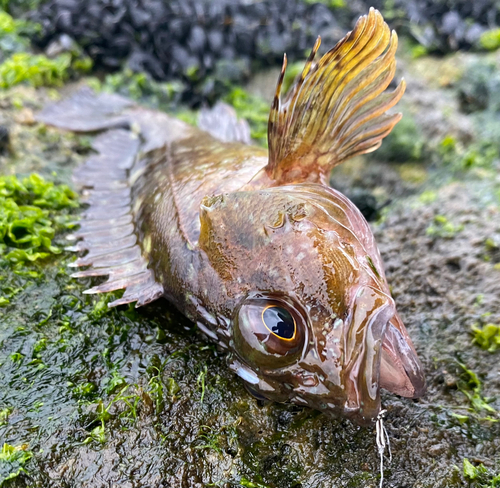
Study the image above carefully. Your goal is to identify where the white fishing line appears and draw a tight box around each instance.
[376,409,392,488]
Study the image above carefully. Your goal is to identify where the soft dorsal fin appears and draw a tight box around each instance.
[266,8,405,185]
[198,102,252,144]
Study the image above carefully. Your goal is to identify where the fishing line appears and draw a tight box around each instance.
[375,409,392,488]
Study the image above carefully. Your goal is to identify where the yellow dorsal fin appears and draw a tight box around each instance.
[266,8,405,184]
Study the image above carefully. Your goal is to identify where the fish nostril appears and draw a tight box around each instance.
[299,372,318,387]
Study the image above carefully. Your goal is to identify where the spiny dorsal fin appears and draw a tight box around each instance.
[266,8,405,185]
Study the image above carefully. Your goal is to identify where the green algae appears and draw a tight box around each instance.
[370,111,425,163]
[472,324,500,352]
[83,384,142,445]
[0,12,74,89]
[438,135,499,171]
[0,0,41,15]
[0,11,39,60]
[426,214,464,239]
[302,0,346,8]
[0,443,33,486]
[463,459,500,487]
[0,173,78,265]
[90,68,185,112]
[240,476,271,488]
[223,87,269,146]
[479,29,500,51]
[0,11,92,89]
[457,362,496,415]
[0,52,72,89]
[419,190,438,204]
[197,363,208,404]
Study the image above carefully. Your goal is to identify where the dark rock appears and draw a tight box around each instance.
[0,125,9,154]
[456,60,500,114]
[345,188,381,222]
[379,0,500,53]
[28,0,369,106]
[27,0,500,105]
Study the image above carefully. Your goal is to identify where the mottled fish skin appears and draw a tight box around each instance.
[38,9,426,425]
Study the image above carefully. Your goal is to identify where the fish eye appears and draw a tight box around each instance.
[233,296,306,369]
[262,306,296,340]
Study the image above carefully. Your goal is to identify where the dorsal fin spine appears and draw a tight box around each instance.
[265,8,405,185]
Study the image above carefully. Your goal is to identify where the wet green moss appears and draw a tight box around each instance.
[426,214,464,239]
[456,362,496,415]
[479,29,500,51]
[471,324,500,352]
[370,112,425,163]
[0,11,92,89]
[223,87,269,146]
[463,458,500,487]
[0,443,33,486]
[0,173,77,267]
[438,135,499,171]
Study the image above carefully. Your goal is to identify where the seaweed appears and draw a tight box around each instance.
[197,364,208,404]
[456,60,500,114]
[471,323,500,352]
[369,111,425,163]
[223,87,269,146]
[0,52,70,88]
[303,0,346,7]
[0,443,33,486]
[0,173,78,265]
[456,362,496,415]
[479,29,500,51]
[438,135,499,171]
[83,385,142,444]
[426,214,464,239]
[95,68,185,111]
[0,11,92,88]
[463,459,500,487]
[0,11,40,60]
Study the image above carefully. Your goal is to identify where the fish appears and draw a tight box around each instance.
[37,8,426,426]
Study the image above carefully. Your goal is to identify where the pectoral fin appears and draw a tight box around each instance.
[266,8,405,185]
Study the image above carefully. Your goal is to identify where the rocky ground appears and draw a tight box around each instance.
[1,28,500,488]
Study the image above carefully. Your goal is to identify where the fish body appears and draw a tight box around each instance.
[38,9,425,425]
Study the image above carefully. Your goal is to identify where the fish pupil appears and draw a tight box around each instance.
[263,306,295,340]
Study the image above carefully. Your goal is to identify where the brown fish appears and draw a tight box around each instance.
[38,8,425,425]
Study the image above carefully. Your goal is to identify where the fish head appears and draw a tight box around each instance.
[199,184,425,424]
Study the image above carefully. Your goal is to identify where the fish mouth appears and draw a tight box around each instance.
[341,286,425,424]
[342,286,395,424]
[379,314,426,398]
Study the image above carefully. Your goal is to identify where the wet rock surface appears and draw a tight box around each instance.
[1,52,500,488]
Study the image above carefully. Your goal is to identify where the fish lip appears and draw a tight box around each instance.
[379,315,426,398]
[341,285,396,423]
